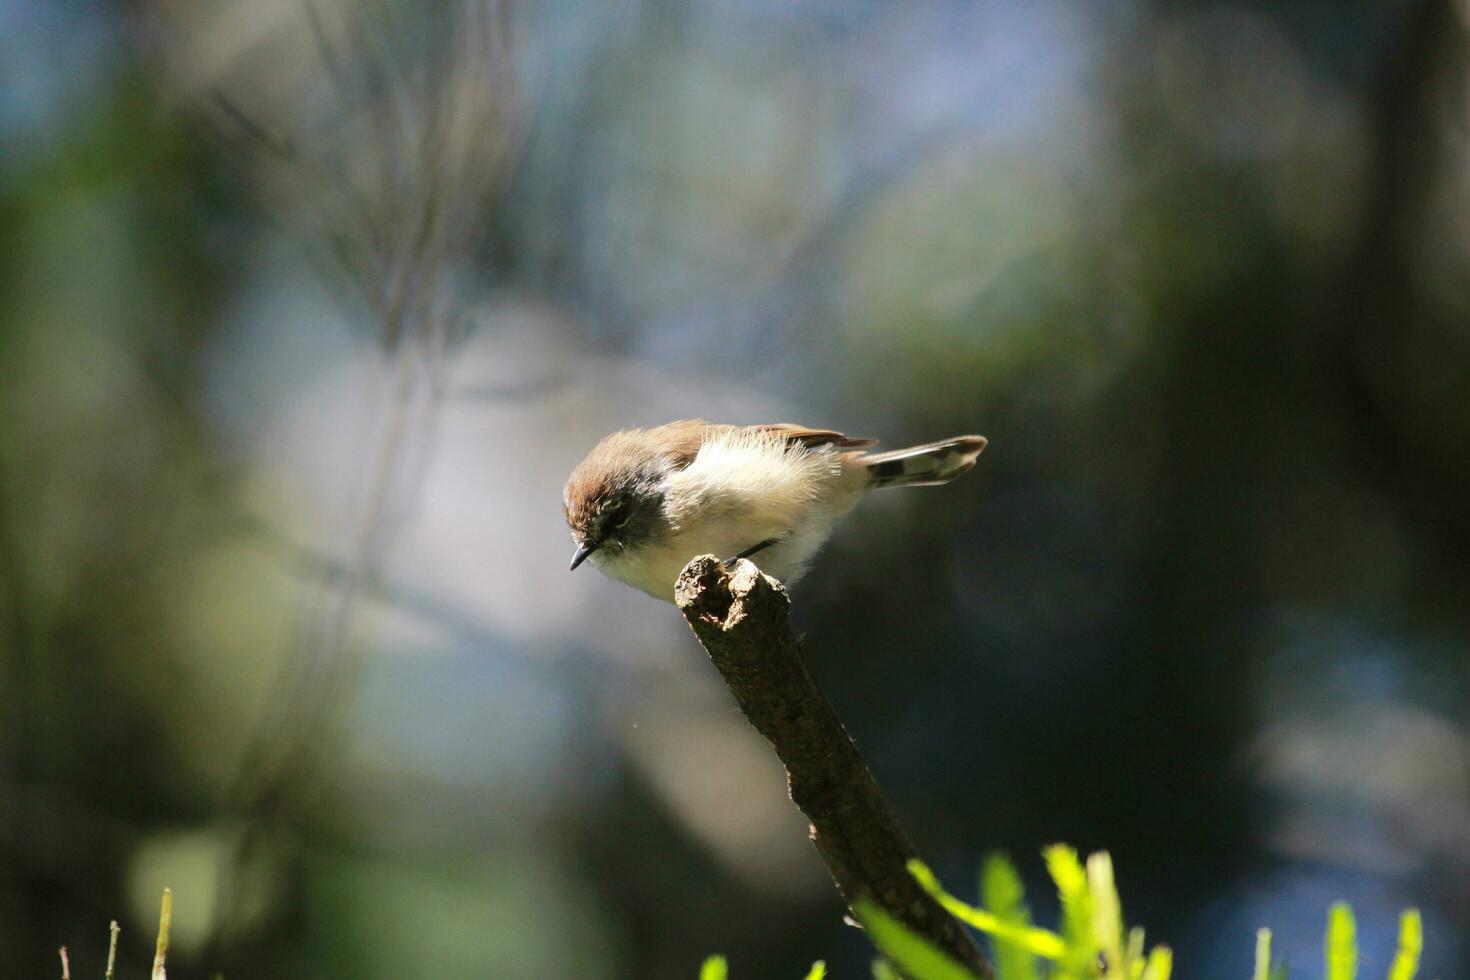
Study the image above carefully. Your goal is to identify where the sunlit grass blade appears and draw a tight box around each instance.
[854,898,980,980]
[106,921,120,980]
[1253,928,1272,980]
[700,850,1430,980]
[980,853,1041,980]
[1387,909,1422,980]
[1086,851,1125,974]
[908,860,1066,959]
[151,888,172,980]
[1127,926,1146,978]
[1325,902,1357,980]
[1140,945,1172,980]
[1043,844,1096,974]
[872,961,903,980]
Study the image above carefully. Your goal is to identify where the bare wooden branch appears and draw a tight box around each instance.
[675,556,993,979]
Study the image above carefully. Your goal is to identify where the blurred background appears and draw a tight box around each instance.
[3,0,1469,976]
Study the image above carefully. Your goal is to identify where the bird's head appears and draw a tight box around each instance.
[563,435,671,570]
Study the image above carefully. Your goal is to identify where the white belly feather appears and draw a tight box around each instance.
[592,428,866,601]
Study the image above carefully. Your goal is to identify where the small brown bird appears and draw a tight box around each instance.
[563,420,987,601]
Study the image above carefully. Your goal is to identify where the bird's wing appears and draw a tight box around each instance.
[655,419,716,468]
[655,420,879,470]
[749,423,880,451]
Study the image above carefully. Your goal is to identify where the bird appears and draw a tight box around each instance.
[563,420,987,601]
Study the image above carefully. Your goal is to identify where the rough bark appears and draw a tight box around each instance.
[675,556,993,979]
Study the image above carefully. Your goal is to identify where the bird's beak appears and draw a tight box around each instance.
[569,541,596,571]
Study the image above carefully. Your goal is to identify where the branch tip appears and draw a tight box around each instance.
[675,555,734,625]
[673,553,992,977]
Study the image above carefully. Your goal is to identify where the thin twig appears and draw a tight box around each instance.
[200,1,520,964]
[106,921,120,980]
[152,888,172,980]
[675,557,993,979]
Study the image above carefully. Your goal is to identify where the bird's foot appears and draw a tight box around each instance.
[723,538,779,569]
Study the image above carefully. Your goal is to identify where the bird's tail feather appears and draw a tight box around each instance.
[862,436,987,489]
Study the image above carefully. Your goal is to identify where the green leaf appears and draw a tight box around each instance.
[1253,928,1272,980]
[1087,851,1125,974]
[1043,844,1096,973]
[1387,909,1422,980]
[700,955,729,980]
[854,898,981,980]
[802,961,827,980]
[908,860,1066,960]
[872,961,904,980]
[1140,945,1172,980]
[1325,902,1357,980]
[980,854,1041,980]
[1126,926,1146,979]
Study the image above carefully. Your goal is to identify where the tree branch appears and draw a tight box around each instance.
[675,556,993,979]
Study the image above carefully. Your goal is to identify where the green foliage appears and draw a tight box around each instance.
[852,900,979,980]
[1388,910,1422,980]
[872,960,903,980]
[1252,928,1291,980]
[1042,845,1095,976]
[980,854,1040,980]
[702,846,1430,980]
[699,953,827,980]
[1140,945,1173,980]
[1083,852,1124,975]
[910,850,1166,980]
[1254,928,1273,980]
[908,860,1065,960]
[1326,902,1357,980]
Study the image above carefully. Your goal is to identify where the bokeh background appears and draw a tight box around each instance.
[4,0,1469,976]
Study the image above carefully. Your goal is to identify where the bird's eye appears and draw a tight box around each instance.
[610,511,631,529]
